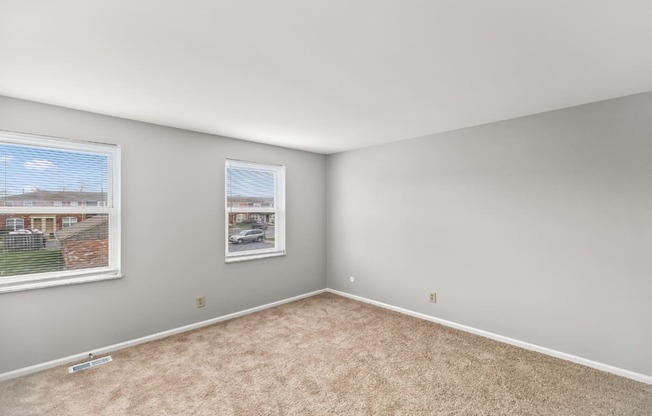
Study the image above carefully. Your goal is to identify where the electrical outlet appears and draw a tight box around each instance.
[429,292,437,303]
[196,296,205,308]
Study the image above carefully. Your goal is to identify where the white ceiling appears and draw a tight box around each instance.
[1,1,651,154]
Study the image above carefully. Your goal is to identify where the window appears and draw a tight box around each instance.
[62,217,78,228]
[6,217,24,231]
[0,131,121,293]
[225,159,285,262]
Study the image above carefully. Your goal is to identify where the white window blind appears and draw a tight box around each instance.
[0,131,121,293]
[225,159,285,262]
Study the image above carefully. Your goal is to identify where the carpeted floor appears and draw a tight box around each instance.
[1,293,651,415]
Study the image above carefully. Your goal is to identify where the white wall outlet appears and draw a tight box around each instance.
[196,295,205,308]
[429,292,437,303]
[349,276,355,282]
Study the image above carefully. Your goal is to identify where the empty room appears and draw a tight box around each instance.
[0,1,651,415]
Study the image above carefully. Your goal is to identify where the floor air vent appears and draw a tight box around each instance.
[68,356,113,373]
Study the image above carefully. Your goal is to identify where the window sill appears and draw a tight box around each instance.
[225,251,286,263]
[0,272,123,294]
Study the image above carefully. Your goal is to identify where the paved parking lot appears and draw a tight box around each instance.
[227,225,276,253]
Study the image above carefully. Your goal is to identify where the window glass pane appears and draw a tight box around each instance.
[0,134,118,288]
[0,213,108,277]
[56,214,109,270]
[0,229,64,276]
[226,166,275,209]
[0,143,109,207]
[225,160,283,258]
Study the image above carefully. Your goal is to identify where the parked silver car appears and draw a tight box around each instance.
[229,229,265,244]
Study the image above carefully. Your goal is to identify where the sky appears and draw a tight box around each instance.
[0,143,108,196]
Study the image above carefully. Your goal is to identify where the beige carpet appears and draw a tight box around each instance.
[1,293,651,415]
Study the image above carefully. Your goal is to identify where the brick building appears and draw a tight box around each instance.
[1,190,106,237]
[226,196,275,225]
[55,215,109,270]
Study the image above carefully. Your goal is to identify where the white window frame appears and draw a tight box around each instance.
[0,130,121,293]
[225,159,285,263]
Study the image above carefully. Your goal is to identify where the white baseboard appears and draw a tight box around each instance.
[326,289,652,385]
[0,288,327,383]
[4,287,650,386]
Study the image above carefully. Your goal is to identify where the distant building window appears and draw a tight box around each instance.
[253,203,262,208]
[62,217,78,228]
[6,217,24,231]
[54,201,63,207]
[85,200,98,207]
[70,201,79,207]
[24,201,33,207]
[4,201,14,207]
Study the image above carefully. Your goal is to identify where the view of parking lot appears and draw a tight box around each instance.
[227,224,275,253]
[226,160,283,257]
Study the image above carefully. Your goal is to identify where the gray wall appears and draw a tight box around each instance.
[327,92,652,376]
[2,91,650,377]
[0,96,327,373]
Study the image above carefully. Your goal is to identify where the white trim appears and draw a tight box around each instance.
[225,251,286,263]
[325,289,652,385]
[3,287,649,385]
[0,288,326,382]
[0,129,117,155]
[0,272,122,294]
